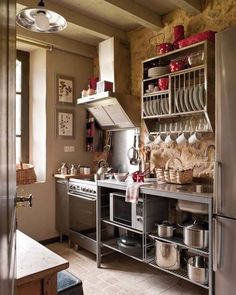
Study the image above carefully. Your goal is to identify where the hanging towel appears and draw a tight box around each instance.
[126,182,150,203]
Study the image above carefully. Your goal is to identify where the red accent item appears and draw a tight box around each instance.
[158,43,173,54]
[96,80,113,93]
[173,25,184,49]
[170,59,185,72]
[89,77,98,90]
[178,31,216,48]
[158,78,169,91]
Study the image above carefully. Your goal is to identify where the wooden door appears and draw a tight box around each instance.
[0,1,16,295]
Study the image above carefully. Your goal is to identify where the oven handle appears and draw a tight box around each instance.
[68,192,96,201]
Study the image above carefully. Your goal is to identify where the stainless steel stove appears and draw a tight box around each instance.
[68,178,97,254]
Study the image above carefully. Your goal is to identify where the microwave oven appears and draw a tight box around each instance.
[109,192,144,231]
[109,192,169,232]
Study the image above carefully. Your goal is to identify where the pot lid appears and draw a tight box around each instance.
[156,220,173,227]
[183,220,209,230]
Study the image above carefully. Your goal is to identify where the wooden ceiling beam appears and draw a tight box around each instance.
[17,0,128,41]
[102,0,163,30]
[168,0,202,14]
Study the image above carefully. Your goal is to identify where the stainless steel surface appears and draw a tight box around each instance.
[111,129,140,174]
[155,240,180,270]
[216,27,236,218]
[215,216,236,295]
[56,180,69,236]
[156,221,175,238]
[187,256,208,285]
[68,179,97,254]
[177,199,208,214]
[181,220,209,249]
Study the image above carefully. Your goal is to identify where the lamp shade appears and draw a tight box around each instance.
[16,7,67,33]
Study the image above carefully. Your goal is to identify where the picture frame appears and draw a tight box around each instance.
[56,109,75,138]
[56,74,74,105]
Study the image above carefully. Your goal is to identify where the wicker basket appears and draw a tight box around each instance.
[156,158,193,184]
[16,162,37,185]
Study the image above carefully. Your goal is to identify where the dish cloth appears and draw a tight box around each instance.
[126,182,150,203]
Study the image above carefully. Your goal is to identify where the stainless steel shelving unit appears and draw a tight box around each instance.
[96,181,213,295]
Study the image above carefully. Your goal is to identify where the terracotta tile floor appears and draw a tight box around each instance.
[48,242,207,295]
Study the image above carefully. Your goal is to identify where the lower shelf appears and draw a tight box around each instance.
[149,261,209,290]
[101,238,144,262]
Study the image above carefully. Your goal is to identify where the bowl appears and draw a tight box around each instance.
[188,51,204,67]
[148,66,169,78]
[113,173,129,182]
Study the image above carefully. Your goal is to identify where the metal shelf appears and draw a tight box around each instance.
[148,233,209,256]
[169,64,205,77]
[101,218,143,234]
[143,73,169,82]
[149,260,209,290]
[143,90,169,97]
[142,110,206,120]
[101,238,144,262]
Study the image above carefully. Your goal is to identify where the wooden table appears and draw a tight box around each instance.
[16,230,69,295]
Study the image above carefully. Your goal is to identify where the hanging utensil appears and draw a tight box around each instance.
[127,134,139,165]
[103,131,112,152]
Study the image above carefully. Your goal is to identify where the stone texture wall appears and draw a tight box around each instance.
[127,0,236,179]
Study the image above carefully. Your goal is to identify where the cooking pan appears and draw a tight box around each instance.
[127,134,139,165]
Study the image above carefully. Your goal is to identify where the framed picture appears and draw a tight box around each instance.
[56,74,74,105]
[56,109,74,138]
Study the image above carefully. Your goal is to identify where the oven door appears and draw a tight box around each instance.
[110,193,132,226]
[68,192,96,233]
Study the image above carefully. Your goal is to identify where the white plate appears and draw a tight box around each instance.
[149,99,155,116]
[157,99,161,115]
[189,86,197,111]
[179,88,185,112]
[160,98,165,115]
[175,89,181,113]
[143,101,148,116]
[184,87,192,112]
[193,85,201,110]
[198,84,205,109]
[164,97,169,114]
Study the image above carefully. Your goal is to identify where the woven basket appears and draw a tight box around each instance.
[16,162,37,185]
[156,158,193,184]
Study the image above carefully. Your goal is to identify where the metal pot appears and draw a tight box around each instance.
[155,240,180,270]
[187,256,208,285]
[179,220,208,249]
[155,221,175,238]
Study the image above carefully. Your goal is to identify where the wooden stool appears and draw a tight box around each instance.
[57,270,84,295]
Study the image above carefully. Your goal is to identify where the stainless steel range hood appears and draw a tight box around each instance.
[77,37,140,130]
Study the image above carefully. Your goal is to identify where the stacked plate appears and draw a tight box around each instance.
[143,97,169,117]
[175,84,205,113]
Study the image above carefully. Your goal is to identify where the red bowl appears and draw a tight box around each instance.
[170,59,185,72]
[158,78,169,90]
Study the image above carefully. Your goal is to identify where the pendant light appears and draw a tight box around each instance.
[16,0,67,33]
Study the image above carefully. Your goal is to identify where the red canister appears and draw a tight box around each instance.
[158,43,173,54]
[173,25,184,49]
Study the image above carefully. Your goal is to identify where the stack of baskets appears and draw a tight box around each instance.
[16,162,37,185]
[155,158,193,184]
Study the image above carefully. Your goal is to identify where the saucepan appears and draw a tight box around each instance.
[187,256,208,285]
[155,221,176,238]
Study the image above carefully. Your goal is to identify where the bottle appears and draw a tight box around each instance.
[70,164,77,176]
[59,163,67,175]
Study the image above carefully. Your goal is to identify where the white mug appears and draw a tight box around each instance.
[154,133,166,145]
[188,132,201,144]
[144,134,156,145]
[176,132,190,145]
[165,133,177,144]
[148,84,154,92]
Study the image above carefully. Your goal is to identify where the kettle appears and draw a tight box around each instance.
[94,159,108,180]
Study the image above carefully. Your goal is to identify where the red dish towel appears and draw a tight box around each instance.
[126,182,150,203]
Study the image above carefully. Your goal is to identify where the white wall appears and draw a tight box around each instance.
[17,47,94,241]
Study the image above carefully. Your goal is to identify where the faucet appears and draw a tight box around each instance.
[204,144,215,158]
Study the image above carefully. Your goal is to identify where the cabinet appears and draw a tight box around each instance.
[142,41,215,134]
[55,179,69,241]
[97,183,213,294]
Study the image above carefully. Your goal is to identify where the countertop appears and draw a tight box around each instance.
[97,179,213,203]
[16,230,69,286]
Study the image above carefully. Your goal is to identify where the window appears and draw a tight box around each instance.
[16,50,29,163]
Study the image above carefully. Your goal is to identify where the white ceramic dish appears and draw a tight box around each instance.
[143,101,148,116]
[175,89,181,113]
[189,86,197,111]
[198,84,205,109]
[113,173,129,182]
[148,66,169,78]
[164,97,169,114]
[184,87,192,112]
[179,88,185,112]
[193,86,201,110]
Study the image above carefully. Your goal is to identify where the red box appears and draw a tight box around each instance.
[96,80,113,93]
[178,31,216,48]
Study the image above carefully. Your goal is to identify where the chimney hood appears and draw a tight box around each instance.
[77,37,140,130]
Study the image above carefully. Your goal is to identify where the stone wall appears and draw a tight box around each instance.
[127,0,236,179]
